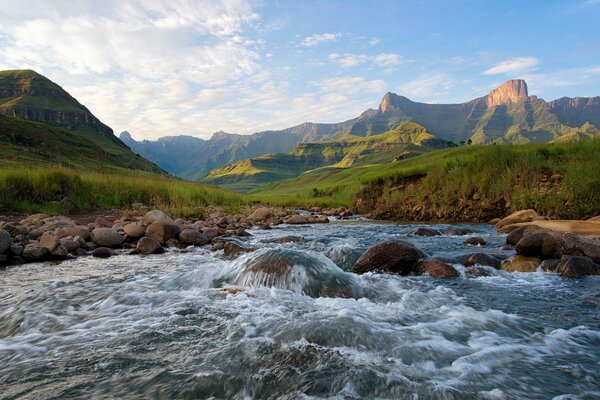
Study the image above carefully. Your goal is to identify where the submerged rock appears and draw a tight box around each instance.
[416,259,459,278]
[352,240,425,275]
[222,248,362,298]
[458,253,501,269]
[223,241,255,259]
[271,235,306,244]
[501,256,541,272]
[463,237,487,246]
[412,227,441,237]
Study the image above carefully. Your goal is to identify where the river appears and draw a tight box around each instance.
[0,221,599,399]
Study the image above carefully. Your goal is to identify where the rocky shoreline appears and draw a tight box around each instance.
[1,206,599,279]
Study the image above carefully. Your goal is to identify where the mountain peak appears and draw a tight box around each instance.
[486,79,529,107]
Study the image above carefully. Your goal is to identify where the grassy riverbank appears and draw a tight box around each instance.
[253,140,600,221]
[0,166,246,217]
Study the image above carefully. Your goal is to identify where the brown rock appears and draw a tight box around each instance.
[501,256,541,272]
[459,253,501,269]
[416,260,459,278]
[145,220,181,244]
[249,207,272,221]
[95,217,113,228]
[179,229,210,246]
[123,223,145,239]
[56,225,90,240]
[143,210,172,226]
[412,227,441,236]
[92,247,112,258]
[0,229,11,254]
[515,231,561,259]
[39,231,60,251]
[560,232,600,263]
[91,228,125,247]
[202,228,221,241]
[495,209,538,229]
[353,240,425,275]
[59,238,80,252]
[22,244,48,262]
[136,237,164,255]
[223,242,255,259]
[286,215,309,225]
[464,237,487,246]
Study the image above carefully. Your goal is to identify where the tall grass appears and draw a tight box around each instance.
[0,166,247,217]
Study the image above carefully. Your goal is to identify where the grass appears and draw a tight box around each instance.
[0,166,247,217]
[252,140,600,220]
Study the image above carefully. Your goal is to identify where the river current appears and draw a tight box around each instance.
[0,221,599,399]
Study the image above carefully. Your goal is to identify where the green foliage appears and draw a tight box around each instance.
[0,166,246,217]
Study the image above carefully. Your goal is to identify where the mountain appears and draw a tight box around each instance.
[203,122,446,191]
[0,70,164,173]
[350,80,600,144]
[120,120,356,181]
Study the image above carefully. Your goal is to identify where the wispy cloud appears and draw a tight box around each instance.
[300,32,341,47]
[329,52,404,68]
[397,74,457,101]
[482,57,540,75]
[317,76,388,94]
[368,37,380,46]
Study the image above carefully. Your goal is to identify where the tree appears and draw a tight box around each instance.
[467,139,472,145]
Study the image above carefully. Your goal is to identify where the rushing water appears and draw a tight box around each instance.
[0,221,599,399]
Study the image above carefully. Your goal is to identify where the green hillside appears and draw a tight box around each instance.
[0,70,163,173]
[203,122,445,191]
[253,140,600,220]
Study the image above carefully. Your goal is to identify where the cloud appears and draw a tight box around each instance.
[397,74,456,101]
[317,76,388,94]
[368,37,380,46]
[300,32,341,47]
[329,52,403,68]
[482,57,540,75]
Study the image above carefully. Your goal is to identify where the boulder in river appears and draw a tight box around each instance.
[249,207,272,221]
[137,237,164,255]
[458,252,501,269]
[412,227,441,237]
[91,228,125,248]
[145,220,181,244]
[501,256,541,272]
[92,247,113,258]
[556,255,600,278]
[22,244,48,262]
[463,237,487,246]
[179,229,209,246]
[286,215,309,225]
[223,241,255,259]
[39,231,60,251]
[442,227,473,236]
[515,231,561,259]
[416,259,459,278]
[353,240,425,275]
[561,232,600,263]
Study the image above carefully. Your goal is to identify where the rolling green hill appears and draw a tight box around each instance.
[203,122,446,191]
[0,69,164,173]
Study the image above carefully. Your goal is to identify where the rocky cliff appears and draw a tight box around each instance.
[0,70,117,142]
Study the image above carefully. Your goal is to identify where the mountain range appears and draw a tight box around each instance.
[122,79,600,188]
[0,70,163,173]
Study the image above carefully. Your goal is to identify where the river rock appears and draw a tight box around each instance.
[59,238,80,252]
[91,228,125,247]
[123,223,145,239]
[416,259,459,278]
[501,256,541,272]
[272,236,305,244]
[556,255,600,278]
[223,241,255,259]
[143,210,173,226]
[464,237,487,246]
[50,244,69,259]
[249,207,272,221]
[145,220,181,244]
[202,228,221,241]
[137,237,164,255]
[515,231,561,259]
[539,259,560,272]
[39,231,60,251]
[95,217,113,228]
[22,244,48,262]
[0,229,10,254]
[496,209,538,229]
[10,244,23,256]
[442,227,472,236]
[560,232,600,263]
[459,253,501,269]
[353,240,425,275]
[286,215,309,225]
[506,225,544,246]
[412,227,441,236]
[179,229,209,246]
[465,266,494,277]
[56,225,90,240]
[92,247,112,258]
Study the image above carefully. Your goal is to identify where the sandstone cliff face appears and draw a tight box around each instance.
[485,79,529,107]
[549,96,600,128]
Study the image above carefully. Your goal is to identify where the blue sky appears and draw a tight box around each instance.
[1,0,599,139]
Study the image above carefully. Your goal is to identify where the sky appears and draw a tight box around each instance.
[1,0,599,140]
